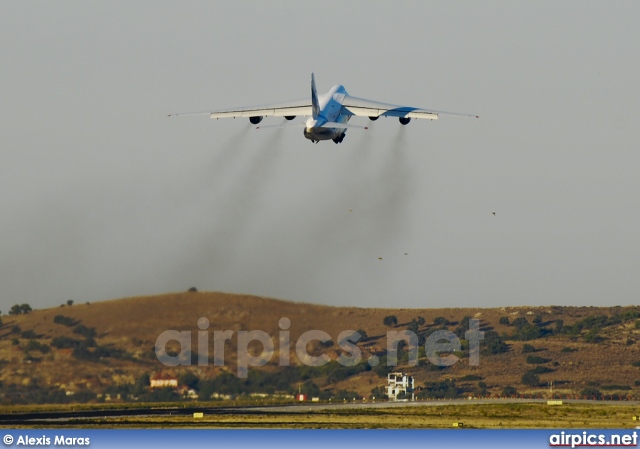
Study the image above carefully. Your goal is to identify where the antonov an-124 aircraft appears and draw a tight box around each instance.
[170,74,478,144]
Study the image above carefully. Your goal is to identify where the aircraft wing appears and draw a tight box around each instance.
[170,99,312,119]
[341,95,478,120]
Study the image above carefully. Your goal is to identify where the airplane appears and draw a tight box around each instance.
[170,74,478,144]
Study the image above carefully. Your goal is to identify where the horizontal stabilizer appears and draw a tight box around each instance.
[317,122,368,130]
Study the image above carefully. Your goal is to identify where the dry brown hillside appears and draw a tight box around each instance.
[2,291,640,402]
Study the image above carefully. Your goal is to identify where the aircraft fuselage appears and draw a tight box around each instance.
[303,85,351,143]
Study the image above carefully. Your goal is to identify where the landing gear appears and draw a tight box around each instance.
[332,132,346,144]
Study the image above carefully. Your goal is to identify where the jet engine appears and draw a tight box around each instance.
[369,116,379,121]
[399,117,411,125]
[249,116,263,124]
[284,116,296,120]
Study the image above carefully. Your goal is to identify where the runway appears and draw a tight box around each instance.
[2,399,638,426]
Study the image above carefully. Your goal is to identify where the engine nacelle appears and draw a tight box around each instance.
[369,116,379,121]
[249,116,263,125]
[284,116,296,121]
[399,117,411,125]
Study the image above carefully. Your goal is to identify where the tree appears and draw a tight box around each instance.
[512,317,529,330]
[383,315,398,327]
[580,386,602,400]
[521,370,540,387]
[554,319,564,334]
[474,381,488,397]
[67,299,74,306]
[9,304,32,315]
[416,316,426,327]
[511,324,545,341]
[522,344,536,353]
[502,386,519,397]
[355,329,368,340]
[532,314,542,324]
[483,331,509,355]
[178,372,200,391]
[499,316,510,325]
[301,380,320,397]
[9,304,22,315]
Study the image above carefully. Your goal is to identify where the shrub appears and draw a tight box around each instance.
[21,330,37,339]
[529,366,554,374]
[73,325,97,339]
[499,316,510,325]
[53,315,76,327]
[511,324,547,341]
[51,336,83,349]
[24,340,49,354]
[526,355,550,364]
[383,315,398,327]
[66,299,74,306]
[522,344,536,353]
[601,385,631,391]
[584,328,603,343]
[561,347,577,353]
[434,316,450,326]
[460,375,483,381]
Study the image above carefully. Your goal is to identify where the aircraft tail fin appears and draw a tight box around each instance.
[311,73,319,119]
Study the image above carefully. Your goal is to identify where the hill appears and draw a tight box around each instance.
[2,291,640,404]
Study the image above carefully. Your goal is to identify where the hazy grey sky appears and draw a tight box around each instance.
[2,2,639,310]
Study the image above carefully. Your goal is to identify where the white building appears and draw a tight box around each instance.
[150,372,178,389]
[387,372,414,401]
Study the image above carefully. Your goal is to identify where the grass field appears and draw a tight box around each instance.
[3,402,640,429]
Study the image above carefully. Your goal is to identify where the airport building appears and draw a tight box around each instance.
[387,372,415,401]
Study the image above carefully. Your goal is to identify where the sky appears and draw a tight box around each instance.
[1,2,639,311]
